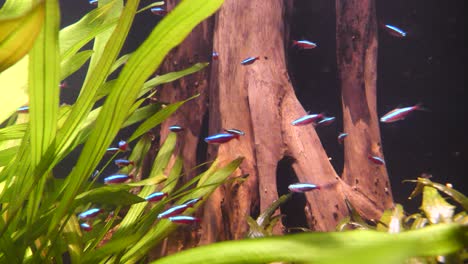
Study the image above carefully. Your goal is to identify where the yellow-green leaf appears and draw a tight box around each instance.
[0,1,45,72]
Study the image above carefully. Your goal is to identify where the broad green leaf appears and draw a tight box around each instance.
[0,1,45,72]
[421,186,455,224]
[74,186,145,206]
[150,224,467,264]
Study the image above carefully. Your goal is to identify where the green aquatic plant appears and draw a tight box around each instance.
[0,0,230,263]
[151,179,467,264]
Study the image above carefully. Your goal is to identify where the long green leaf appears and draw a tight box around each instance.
[129,94,199,141]
[74,186,145,206]
[26,0,60,229]
[150,224,467,264]
[60,50,94,80]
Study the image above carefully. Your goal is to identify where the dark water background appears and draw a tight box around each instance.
[2,0,465,219]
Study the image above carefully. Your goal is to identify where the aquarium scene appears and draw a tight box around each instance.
[0,0,466,263]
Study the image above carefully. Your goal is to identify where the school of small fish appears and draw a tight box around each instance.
[79,1,420,231]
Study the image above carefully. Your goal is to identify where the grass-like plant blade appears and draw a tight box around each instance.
[75,185,145,205]
[0,1,45,72]
[74,186,145,206]
[59,0,117,60]
[129,94,199,141]
[150,224,467,264]
[26,0,60,228]
[112,133,177,240]
[63,215,83,263]
[138,62,209,97]
[121,157,243,263]
[60,50,93,80]
[81,234,142,264]
[55,0,222,238]
[29,0,60,166]
[85,0,123,73]
[0,146,19,167]
[0,123,27,142]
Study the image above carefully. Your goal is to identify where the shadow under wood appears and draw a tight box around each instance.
[195,109,210,174]
[276,156,309,233]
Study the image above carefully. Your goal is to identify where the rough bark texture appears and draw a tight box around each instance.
[336,0,394,211]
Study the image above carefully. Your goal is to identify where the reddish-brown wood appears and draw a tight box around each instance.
[336,0,394,211]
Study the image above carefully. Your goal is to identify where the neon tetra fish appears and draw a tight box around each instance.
[241,56,260,65]
[157,204,191,219]
[204,133,239,144]
[212,51,219,60]
[368,155,385,165]
[182,197,202,207]
[145,192,168,202]
[150,7,167,16]
[383,24,407,38]
[114,159,134,167]
[223,128,245,136]
[169,125,184,132]
[80,222,93,232]
[89,0,98,6]
[337,132,348,144]
[291,113,324,126]
[317,116,336,126]
[78,208,103,220]
[17,106,29,113]
[106,147,120,154]
[118,140,129,151]
[169,215,201,224]
[380,104,424,123]
[292,40,317,49]
[104,174,133,184]
[288,183,321,193]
